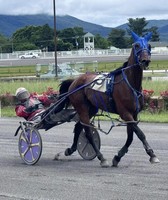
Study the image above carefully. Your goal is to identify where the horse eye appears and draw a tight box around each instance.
[134,43,140,50]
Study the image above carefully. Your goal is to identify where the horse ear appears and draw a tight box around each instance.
[130,31,139,42]
[144,32,152,41]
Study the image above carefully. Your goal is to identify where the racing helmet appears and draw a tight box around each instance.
[15,87,30,101]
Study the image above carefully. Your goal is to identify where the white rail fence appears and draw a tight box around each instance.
[1,47,168,60]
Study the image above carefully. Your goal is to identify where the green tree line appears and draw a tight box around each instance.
[0,17,159,53]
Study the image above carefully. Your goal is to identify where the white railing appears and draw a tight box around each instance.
[0,47,168,60]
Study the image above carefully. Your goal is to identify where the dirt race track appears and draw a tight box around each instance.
[0,117,168,200]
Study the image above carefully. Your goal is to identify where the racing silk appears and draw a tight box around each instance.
[15,95,53,120]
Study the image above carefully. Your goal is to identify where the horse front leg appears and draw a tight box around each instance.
[112,124,134,167]
[83,125,109,168]
[132,123,160,163]
[64,121,82,156]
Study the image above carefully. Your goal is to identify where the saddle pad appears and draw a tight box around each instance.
[91,75,109,93]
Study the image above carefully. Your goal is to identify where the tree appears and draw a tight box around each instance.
[11,25,112,51]
[0,34,12,53]
[32,24,54,51]
[58,28,76,50]
[58,27,85,50]
[57,38,73,51]
[108,29,127,48]
[12,26,39,51]
[94,34,109,49]
[127,18,160,43]
[148,26,160,41]
[14,42,37,51]
[127,17,148,36]
[73,27,85,49]
[12,24,54,51]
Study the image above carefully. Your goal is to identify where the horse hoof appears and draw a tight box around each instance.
[150,156,160,164]
[112,157,119,167]
[54,153,61,160]
[64,148,74,156]
[100,160,109,168]
[64,148,71,156]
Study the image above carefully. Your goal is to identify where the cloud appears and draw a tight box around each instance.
[0,0,53,15]
[0,0,168,27]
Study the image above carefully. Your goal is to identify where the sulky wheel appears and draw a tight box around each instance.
[77,127,101,160]
[18,127,42,165]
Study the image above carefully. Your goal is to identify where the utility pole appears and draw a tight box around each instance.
[53,0,58,77]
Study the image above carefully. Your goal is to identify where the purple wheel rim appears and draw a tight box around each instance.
[19,128,42,165]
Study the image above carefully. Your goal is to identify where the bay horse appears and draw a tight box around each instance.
[58,31,160,167]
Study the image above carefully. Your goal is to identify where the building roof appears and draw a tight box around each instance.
[84,32,94,37]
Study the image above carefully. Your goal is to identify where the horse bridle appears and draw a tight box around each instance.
[132,39,151,70]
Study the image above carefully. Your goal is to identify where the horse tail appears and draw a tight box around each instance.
[55,79,74,112]
[59,79,74,96]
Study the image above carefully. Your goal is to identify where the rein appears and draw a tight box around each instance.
[121,65,143,113]
[105,63,143,114]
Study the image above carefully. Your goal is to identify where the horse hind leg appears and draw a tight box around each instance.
[64,105,98,156]
[64,121,82,156]
[132,123,160,164]
[112,124,134,167]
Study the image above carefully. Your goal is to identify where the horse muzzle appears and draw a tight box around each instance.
[139,51,151,70]
[140,60,151,70]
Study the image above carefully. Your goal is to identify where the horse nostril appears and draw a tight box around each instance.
[141,60,150,68]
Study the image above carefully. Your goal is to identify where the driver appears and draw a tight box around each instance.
[15,87,77,129]
[15,87,56,122]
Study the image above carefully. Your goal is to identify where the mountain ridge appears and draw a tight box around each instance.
[0,14,168,41]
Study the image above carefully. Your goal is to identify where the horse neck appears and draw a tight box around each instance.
[125,51,143,92]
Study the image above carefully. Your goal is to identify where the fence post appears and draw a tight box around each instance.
[0,101,1,118]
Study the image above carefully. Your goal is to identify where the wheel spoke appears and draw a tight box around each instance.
[29,129,33,143]
[79,132,88,143]
[20,135,27,143]
[79,142,88,154]
[30,142,40,147]
[21,131,30,144]
[21,146,29,157]
[29,148,35,162]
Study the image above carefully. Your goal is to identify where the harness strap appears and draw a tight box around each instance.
[121,69,142,113]
[106,75,115,96]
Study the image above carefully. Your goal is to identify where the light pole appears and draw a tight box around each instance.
[11,40,14,53]
[0,46,2,59]
[53,0,58,77]
[75,36,79,50]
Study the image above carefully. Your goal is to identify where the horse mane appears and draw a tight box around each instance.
[108,61,128,76]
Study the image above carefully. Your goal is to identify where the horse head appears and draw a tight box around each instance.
[131,31,152,69]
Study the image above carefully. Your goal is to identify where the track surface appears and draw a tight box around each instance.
[0,117,168,200]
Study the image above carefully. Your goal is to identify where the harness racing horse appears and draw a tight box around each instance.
[59,31,160,167]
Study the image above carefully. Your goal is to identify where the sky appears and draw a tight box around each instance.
[0,0,168,27]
